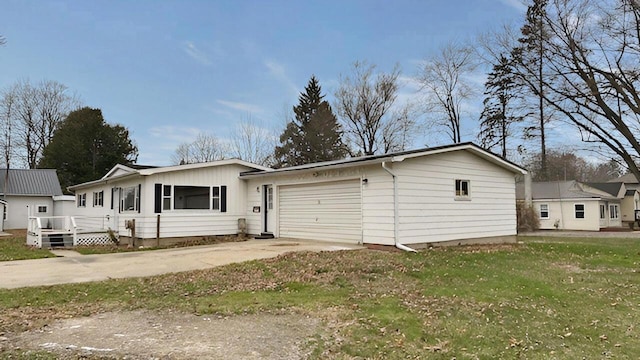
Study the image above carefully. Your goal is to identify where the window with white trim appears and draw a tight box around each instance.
[121,186,139,211]
[610,204,619,219]
[455,179,470,198]
[93,191,104,207]
[174,186,210,210]
[600,204,606,219]
[211,186,221,210]
[37,205,47,213]
[77,193,86,207]
[575,204,585,219]
[163,185,172,210]
[539,204,549,219]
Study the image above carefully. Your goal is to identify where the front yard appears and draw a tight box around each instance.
[0,235,639,358]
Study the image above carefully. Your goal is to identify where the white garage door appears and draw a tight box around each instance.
[279,180,362,243]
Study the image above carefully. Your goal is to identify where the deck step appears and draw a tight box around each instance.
[255,232,275,239]
[42,234,74,248]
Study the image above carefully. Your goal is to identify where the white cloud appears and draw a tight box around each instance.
[216,99,264,113]
[182,41,212,66]
[264,60,299,97]
[148,125,202,145]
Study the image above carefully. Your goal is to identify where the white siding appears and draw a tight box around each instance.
[394,152,518,244]
[361,165,395,245]
[4,196,54,230]
[537,199,619,231]
[69,163,254,239]
[279,180,362,243]
[243,168,365,241]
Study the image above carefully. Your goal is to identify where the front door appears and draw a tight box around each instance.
[263,184,274,233]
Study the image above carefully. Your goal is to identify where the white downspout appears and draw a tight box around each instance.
[381,161,417,253]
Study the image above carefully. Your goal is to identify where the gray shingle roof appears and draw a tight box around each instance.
[516,180,606,200]
[608,173,638,184]
[585,182,623,197]
[0,169,63,196]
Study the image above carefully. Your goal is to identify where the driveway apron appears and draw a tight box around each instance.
[0,239,362,289]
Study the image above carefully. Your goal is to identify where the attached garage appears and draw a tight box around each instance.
[278,180,362,243]
[241,143,527,247]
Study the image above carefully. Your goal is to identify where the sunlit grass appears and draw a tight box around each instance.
[1,236,640,358]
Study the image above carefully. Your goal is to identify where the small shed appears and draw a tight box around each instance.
[0,169,63,229]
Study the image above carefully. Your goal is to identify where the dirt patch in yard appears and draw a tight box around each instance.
[5,310,321,359]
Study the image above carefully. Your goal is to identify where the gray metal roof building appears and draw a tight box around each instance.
[0,169,63,196]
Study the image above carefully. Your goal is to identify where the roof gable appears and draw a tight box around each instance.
[0,169,63,196]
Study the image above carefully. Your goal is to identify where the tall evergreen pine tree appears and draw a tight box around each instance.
[275,76,348,167]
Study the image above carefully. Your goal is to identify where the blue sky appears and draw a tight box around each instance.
[1,0,527,166]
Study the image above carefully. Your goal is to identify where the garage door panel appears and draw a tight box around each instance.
[279,180,362,243]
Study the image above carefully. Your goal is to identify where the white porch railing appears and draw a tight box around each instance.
[27,215,118,248]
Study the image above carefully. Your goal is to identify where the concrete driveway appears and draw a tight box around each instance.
[0,239,362,289]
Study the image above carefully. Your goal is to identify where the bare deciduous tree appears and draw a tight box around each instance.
[417,42,478,144]
[334,61,412,155]
[230,118,275,166]
[512,0,640,181]
[171,133,229,165]
[0,79,80,168]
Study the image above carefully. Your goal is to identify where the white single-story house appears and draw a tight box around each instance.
[516,180,632,231]
[0,169,65,229]
[607,173,640,225]
[56,143,526,248]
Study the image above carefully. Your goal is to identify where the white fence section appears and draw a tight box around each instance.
[27,215,118,248]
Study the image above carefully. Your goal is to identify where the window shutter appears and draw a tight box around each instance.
[137,184,142,213]
[220,185,227,213]
[118,188,122,213]
[154,184,162,213]
[110,188,114,209]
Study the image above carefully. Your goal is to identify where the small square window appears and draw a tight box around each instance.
[539,204,549,219]
[455,179,470,198]
[37,205,47,213]
[575,204,585,219]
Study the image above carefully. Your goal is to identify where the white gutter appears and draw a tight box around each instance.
[381,160,417,253]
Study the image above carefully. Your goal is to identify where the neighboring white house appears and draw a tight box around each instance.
[516,180,628,231]
[65,143,526,248]
[608,173,640,226]
[0,169,65,229]
[0,199,6,232]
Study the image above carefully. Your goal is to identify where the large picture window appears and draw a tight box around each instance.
[174,186,210,210]
[157,184,226,212]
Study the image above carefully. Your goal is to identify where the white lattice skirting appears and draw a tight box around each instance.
[75,232,118,246]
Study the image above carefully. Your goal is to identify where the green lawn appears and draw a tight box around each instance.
[1,235,639,359]
[0,234,55,261]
